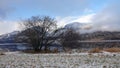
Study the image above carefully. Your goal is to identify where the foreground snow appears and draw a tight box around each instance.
[0,52,120,68]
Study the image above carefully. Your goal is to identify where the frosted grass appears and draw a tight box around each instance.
[0,52,120,68]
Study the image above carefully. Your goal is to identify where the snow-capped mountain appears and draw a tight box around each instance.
[0,31,19,43]
[65,22,84,29]
[0,22,91,43]
[64,22,92,33]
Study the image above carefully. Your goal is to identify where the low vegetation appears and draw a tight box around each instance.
[0,53,120,68]
[0,52,5,55]
[88,47,120,53]
[22,48,59,54]
[89,48,102,53]
[104,47,120,52]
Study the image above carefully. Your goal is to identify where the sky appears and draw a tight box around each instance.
[0,0,120,34]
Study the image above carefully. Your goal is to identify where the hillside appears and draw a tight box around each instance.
[0,31,19,43]
[80,31,120,41]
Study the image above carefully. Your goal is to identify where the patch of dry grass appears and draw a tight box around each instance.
[89,48,102,53]
[22,49,59,54]
[104,48,120,52]
[53,48,59,53]
[0,52,5,55]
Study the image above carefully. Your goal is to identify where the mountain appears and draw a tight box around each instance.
[80,31,120,40]
[65,22,85,30]
[64,22,120,40]
[0,22,88,43]
[64,22,92,33]
[0,31,19,43]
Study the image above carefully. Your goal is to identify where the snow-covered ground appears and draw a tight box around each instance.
[0,52,120,68]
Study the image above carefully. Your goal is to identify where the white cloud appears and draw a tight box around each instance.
[56,13,95,27]
[56,16,77,27]
[0,21,19,35]
[72,13,95,23]
[57,1,120,33]
[0,0,120,34]
[90,2,120,32]
[0,13,95,35]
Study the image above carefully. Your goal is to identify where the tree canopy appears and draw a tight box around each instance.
[17,16,60,51]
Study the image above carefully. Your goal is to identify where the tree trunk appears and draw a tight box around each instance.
[34,48,39,52]
[39,45,43,51]
[44,44,47,51]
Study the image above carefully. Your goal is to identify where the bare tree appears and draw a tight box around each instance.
[17,16,60,51]
[59,28,80,50]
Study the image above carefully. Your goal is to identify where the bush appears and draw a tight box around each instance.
[53,48,59,53]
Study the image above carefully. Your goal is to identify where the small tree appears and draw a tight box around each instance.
[17,16,60,51]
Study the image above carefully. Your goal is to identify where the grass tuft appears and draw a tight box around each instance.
[0,52,5,55]
[89,48,102,53]
[104,48,120,52]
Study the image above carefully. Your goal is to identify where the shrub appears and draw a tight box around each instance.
[53,48,59,53]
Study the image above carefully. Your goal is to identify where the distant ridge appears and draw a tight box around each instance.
[0,31,19,43]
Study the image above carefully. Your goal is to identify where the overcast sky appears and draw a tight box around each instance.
[0,0,120,34]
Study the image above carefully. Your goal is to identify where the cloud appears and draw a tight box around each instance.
[0,0,20,19]
[90,1,120,32]
[56,13,95,27]
[57,0,120,33]
[56,16,78,27]
[0,0,120,34]
[0,21,19,35]
[72,13,95,23]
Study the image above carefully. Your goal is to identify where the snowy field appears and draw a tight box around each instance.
[0,52,120,68]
